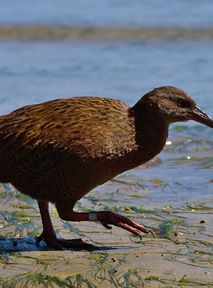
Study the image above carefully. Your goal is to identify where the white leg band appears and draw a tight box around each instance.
[89,212,98,221]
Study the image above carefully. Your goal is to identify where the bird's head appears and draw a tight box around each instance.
[135,86,213,128]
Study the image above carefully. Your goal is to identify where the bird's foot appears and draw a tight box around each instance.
[36,231,93,250]
[98,211,151,239]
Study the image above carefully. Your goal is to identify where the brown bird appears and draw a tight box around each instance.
[0,86,212,249]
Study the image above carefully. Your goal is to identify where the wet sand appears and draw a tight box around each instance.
[0,183,212,287]
[0,25,213,42]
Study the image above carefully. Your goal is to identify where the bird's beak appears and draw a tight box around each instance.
[191,106,213,128]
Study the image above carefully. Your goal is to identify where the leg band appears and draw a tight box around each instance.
[89,212,98,221]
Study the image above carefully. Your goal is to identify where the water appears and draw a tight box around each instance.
[0,41,213,115]
[0,2,212,210]
[0,0,213,27]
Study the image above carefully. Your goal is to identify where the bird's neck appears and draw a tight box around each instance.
[137,112,168,148]
[124,106,169,168]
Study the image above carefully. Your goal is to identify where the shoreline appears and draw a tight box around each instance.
[0,25,213,41]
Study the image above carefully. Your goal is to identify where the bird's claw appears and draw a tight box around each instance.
[98,211,151,239]
[101,222,112,229]
[36,231,93,250]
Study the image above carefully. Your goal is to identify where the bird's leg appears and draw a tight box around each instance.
[36,200,56,244]
[57,209,151,239]
[36,200,92,249]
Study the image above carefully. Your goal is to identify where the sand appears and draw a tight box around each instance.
[0,183,212,287]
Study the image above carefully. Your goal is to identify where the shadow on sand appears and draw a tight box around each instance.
[0,236,131,252]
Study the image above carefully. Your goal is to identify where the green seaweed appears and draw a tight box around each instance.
[145,274,212,287]
[159,219,184,239]
[89,252,143,288]
[0,272,96,288]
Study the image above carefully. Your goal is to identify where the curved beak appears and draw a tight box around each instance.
[191,106,213,128]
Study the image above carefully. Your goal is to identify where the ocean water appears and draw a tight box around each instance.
[0,1,212,210]
[0,41,213,115]
[0,0,213,27]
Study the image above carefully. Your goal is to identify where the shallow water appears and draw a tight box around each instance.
[0,41,213,114]
[0,0,213,27]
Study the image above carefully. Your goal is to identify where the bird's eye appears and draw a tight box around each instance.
[177,98,191,108]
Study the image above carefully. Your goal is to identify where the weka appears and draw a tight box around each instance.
[0,86,212,249]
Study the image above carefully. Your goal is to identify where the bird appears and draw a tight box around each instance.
[0,86,212,249]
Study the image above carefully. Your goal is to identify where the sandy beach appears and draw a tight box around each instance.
[0,182,212,288]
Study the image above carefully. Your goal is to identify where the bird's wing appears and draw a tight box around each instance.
[0,97,135,159]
